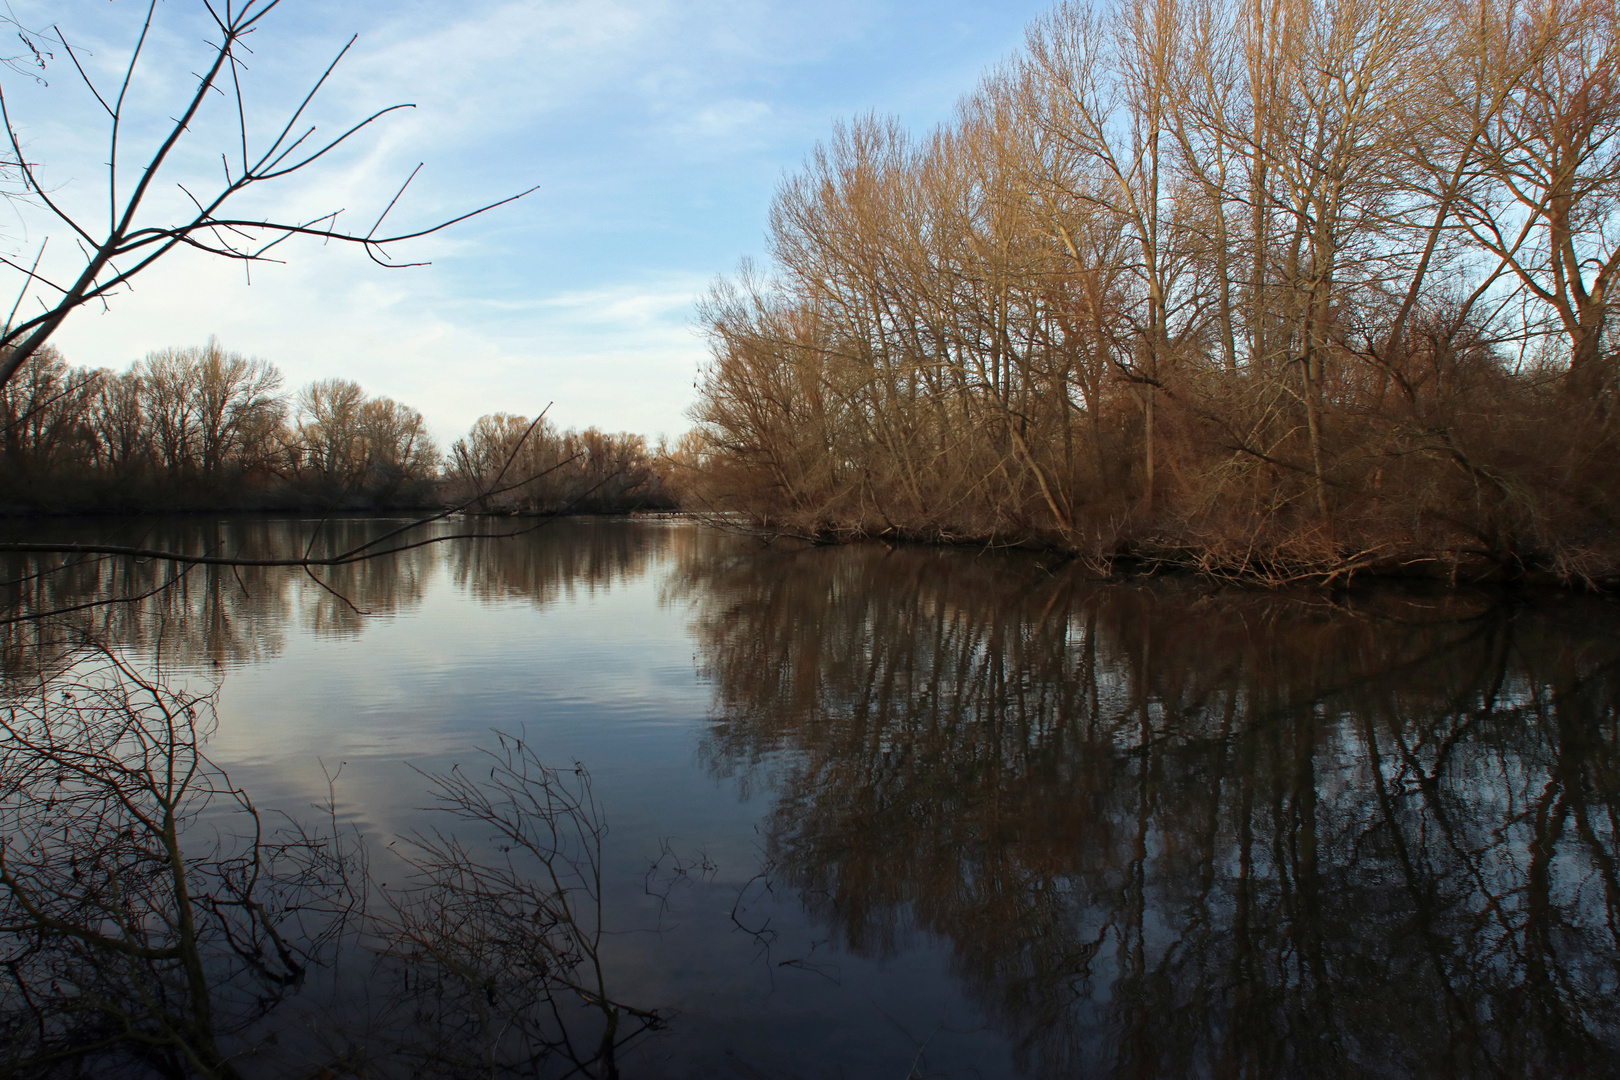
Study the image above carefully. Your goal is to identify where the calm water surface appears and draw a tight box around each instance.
[2,516,1618,1078]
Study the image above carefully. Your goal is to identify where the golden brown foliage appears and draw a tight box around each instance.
[685,0,1620,584]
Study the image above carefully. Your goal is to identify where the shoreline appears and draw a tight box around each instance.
[2,506,1614,594]
[691,515,1620,594]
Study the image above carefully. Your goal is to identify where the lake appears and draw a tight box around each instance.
[1,515,1617,1078]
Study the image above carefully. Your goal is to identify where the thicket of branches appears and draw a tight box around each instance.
[676,0,1620,585]
[0,654,659,1078]
[448,414,673,515]
[0,345,671,514]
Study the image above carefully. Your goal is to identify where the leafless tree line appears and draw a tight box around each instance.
[677,0,1620,584]
[0,344,671,514]
[0,342,435,509]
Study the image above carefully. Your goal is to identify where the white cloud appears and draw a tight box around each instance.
[11,0,1052,452]
[533,282,702,321]
[45,238,709,446]
[667,99,774,142]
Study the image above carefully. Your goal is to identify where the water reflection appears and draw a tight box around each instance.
[683,544,1620,1078]
[5,519,1617,1076]
[0,654,654,1079]
[0,517,669,680]
[0,654,359,1078]
[448,520,667,607]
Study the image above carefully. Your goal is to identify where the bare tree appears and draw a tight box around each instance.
[192,339,284,480]
[685,0,1620,580]
[1450,0,1620,402]
[91,367,149,477]
[139,346,204,476]
[0,650,667,1078]
[0,650,361,1078]
[0,0,534,390]
[0,345,99,479]
[371,737,661,1078]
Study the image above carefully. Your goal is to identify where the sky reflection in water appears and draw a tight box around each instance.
[2,516,1617,1078]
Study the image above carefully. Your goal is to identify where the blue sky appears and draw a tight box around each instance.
[6,0,1051,445]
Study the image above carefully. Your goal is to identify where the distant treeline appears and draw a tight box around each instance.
[674,0,1620,585]
[448,413,672,514]
[0,341,670,513]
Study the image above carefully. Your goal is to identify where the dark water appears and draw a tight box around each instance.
[1,516,1618,1078]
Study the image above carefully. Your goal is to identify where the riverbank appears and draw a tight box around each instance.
[0,484,678,520]
[694,512,1620,593]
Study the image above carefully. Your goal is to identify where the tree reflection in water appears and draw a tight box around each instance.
[4,520,1615,1076]
[682,543,1620,1079]
[0,519,677,1077]
[0,654,654,1079]
[0,652,360,1078]
[0,516,668,683]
